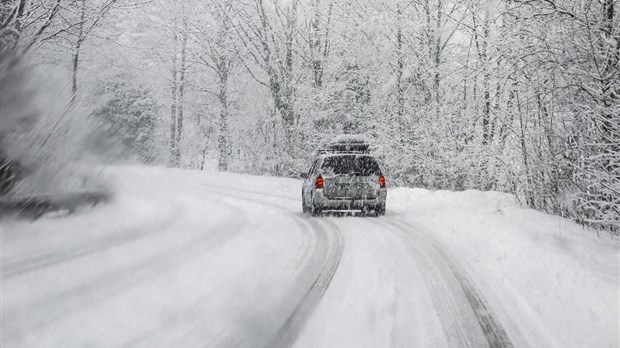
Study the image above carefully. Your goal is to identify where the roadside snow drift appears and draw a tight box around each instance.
[388,188,619,348]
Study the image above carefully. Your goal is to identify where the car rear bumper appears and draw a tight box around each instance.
[313,189,386,211]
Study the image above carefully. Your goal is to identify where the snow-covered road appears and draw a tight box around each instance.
[2,166,618,348]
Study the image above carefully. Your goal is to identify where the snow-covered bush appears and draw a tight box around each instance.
[0,61,106,197]
[89,74,160,163]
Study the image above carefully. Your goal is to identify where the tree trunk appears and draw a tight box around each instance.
[480,12,490,145]
[169,17,179,167]
[310,0,322,88]
[15,0,27,32]
[516,91,533,207]
[176,20,188,166]
[433,0,442,119]
[600,0,618,156]
[218,62,230,172]
[283,0,297,153]
[396,4,404,120]
[309,0,331,88]
[71,0,87,102]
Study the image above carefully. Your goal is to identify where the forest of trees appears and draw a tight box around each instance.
[1,0,618,231]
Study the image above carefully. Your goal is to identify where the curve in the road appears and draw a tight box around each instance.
[184,182,346,348]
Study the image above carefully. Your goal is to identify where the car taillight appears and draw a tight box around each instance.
[379,175,386,188]
[315,175,324,189]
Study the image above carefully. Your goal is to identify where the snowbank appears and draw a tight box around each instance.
[389,187,519,212]
[388,186,619,348]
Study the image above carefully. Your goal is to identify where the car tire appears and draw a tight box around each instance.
[376,204,386,216]
[311,206,321,217]
[302,192,309,213]
[310,196,321,217]
[360,206,370,216]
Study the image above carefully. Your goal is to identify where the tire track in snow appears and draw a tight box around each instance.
[173,182,345,348]
[380,218,514,348]
[269,218,344,348]
[366,218,477,347]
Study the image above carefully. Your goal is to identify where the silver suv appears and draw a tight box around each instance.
[301,136,387,216]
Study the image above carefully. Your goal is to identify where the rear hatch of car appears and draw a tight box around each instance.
[321,155,381,199]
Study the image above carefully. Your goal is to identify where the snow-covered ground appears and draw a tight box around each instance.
[1,165,618,348]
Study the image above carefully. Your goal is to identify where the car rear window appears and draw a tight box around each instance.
[321,155,381,176]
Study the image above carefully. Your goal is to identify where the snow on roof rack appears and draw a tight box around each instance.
[316,134,371,155]
[330,134,367,144]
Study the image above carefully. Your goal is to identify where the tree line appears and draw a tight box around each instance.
[1,0,618,232]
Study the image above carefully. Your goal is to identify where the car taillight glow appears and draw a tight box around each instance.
[379,175,386,188]
[315,175,324,189]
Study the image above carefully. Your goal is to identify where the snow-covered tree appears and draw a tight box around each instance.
[90,73,160,163]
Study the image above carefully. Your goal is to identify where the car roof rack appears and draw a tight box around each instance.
[317,134,371,155]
